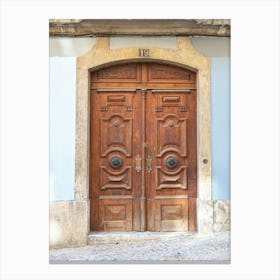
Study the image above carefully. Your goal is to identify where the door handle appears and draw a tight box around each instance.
[146,155,152,173]
[135,154,142,173]
[144,143,153,173]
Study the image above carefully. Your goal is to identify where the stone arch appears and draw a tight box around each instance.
[75,37,212,242]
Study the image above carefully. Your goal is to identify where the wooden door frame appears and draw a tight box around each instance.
[75,37,212,238]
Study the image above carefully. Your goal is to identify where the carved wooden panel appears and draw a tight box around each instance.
[96,63,138,80]
[100,166,132,190]
[155,199,188,231]
[148,63,195,81]
[153,92,188,108]
[105,204,126,221]
[156,166,187,189]
[100,114,132,156]
[161,204,182,220]
[98,92,134,111]
[99,200,132,231]
[162,96,180,103]
[107,95,126,102]
[156,115,187,156]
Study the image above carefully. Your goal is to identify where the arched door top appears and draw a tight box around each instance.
[91,62,197,90]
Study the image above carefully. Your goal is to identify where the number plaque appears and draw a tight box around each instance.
[139,49,149,57]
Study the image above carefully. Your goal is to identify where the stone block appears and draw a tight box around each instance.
[197,200,214,233]
[213,200,230,232]
[49,200,89,249]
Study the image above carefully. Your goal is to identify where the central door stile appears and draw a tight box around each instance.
[140,88,147,231]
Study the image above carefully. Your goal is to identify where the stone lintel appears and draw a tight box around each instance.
[49,19,230,37]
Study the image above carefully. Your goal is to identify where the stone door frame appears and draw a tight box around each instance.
[75,37,212,242]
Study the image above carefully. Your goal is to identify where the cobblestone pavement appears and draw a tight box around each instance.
[49,231,230,264]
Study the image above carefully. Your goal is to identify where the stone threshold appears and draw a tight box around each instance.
[88,231,196,245]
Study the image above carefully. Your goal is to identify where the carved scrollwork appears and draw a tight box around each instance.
[100,166,132,190]
[156,166,187,190]
[97,64,137,80]
[156,114,187,157]
[150,64,191,80]
[100,114,132,157]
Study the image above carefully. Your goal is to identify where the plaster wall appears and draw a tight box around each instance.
[110,36,178,49]
[50,57,76,201]
[49,37,230,57]
[190,37,230,57]
[49,37,97,57]
[211,57,230,200]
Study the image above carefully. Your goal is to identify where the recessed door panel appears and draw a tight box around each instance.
[154,199,188,231]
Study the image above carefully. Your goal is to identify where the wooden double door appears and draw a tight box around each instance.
[90,62,197,232]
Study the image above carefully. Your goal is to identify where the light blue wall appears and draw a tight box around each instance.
[191,38,230,200]
[50,57,76,201]
[211,57,230,200]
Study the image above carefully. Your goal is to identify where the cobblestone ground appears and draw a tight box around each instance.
[49,231,230,263]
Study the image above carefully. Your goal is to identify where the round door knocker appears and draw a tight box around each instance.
[109,156,123,169]
[166,156,178,169]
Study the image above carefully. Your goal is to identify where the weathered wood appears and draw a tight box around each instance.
[49,19,230,37]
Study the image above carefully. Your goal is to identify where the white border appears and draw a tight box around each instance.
[1,0,279,280]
